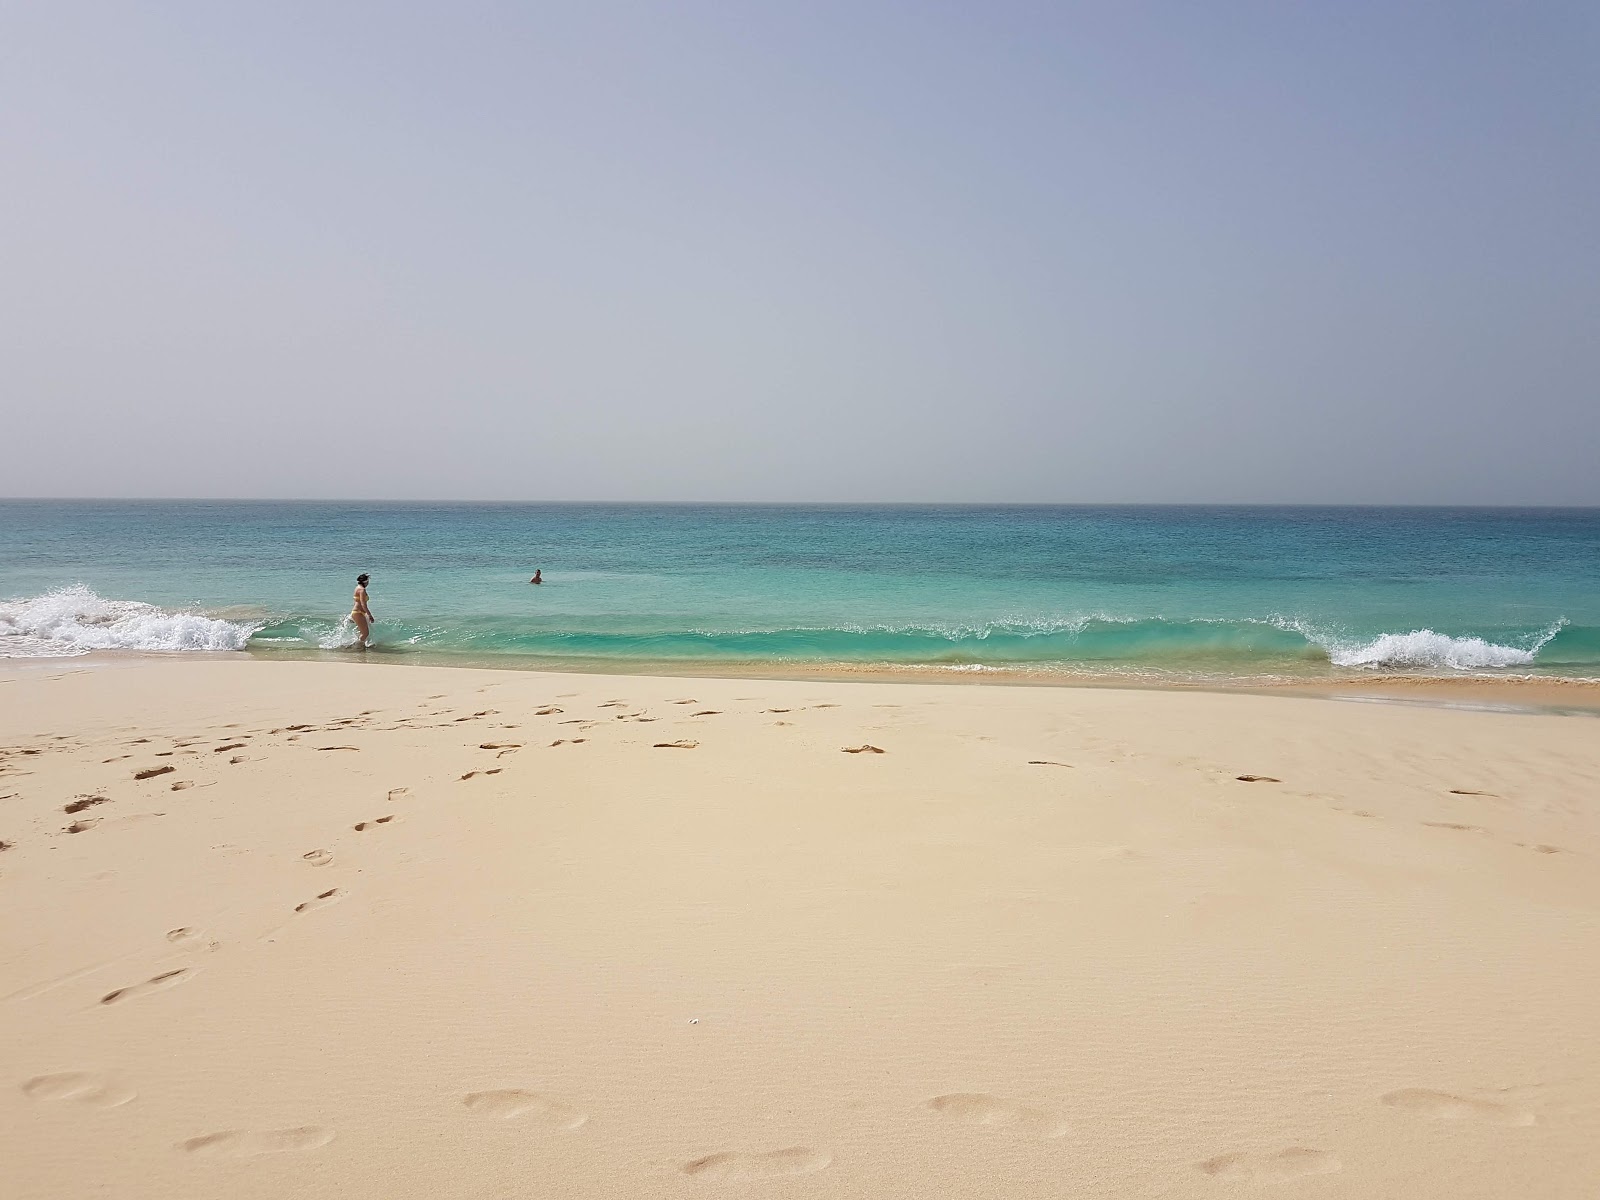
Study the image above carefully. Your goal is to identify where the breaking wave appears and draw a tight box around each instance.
[0,587,260,658]
[1321,624,1565,670]
[3,589,1593,678]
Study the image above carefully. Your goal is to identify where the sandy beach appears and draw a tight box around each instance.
[3,657,1597,1198]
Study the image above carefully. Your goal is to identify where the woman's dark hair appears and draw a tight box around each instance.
[356,574,369,585]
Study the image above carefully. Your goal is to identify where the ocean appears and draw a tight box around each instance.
[1,501,1596,684]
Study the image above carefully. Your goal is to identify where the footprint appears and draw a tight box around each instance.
[166,927,219,952]
[535,707,563,716]
[22,1071,137,1107]
[764,708,791,714]
[1449,788,1498,797]
[654,741,698,750]
[294,889,344,913]
[683,1147,831,1179]
[101,968,193,1005]
[842,745,885,755]
[671,699,699,705]
[692,711,721,717]
[65,818,102,834]
[1028,760,1073,768]
[387,787,410,802]
[461,1090,587,1129]
[1522,843,1566,854]
[171,780,194,791]
[316,746,360,752]
[1381,1088,1534,1125]
[212,743,245,753]
[64,795,111,815]
[134,765,174,780]
[1235,775,1281,783]
[1197,1148,1341,1180]
[924,1093,1068,1138]
[180,1127,334,1157]
[353,815,395,831]
[479,743,521,750]
[302,849,333,866]
[1423,822,1486,833]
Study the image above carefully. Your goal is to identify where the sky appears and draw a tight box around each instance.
[3,2,1597,503]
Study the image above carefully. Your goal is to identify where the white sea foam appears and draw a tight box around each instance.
[318,617,361,650]
[1323,623,1563,670]
[0,587,259,658]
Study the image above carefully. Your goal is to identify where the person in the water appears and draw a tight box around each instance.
[529,569,543,585]
[350,573,374,648]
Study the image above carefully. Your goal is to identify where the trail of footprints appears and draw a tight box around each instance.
[17,698,1572,1180]
[20,1053,1549,1178]
[0,694,886,855]
[1187,1084,1549,1180]
[1239,770,1574,857]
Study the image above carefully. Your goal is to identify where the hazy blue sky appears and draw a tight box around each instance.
[4,2,1596,502]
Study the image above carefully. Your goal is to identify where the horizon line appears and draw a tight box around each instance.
[2,497,1598,510]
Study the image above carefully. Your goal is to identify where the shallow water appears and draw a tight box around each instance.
[1,501,1596,682]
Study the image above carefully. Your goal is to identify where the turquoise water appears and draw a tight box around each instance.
[1,502,1597,682]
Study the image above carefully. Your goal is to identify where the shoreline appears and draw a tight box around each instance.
[7,646,1599,714]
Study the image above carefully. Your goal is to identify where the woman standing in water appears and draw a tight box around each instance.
[351,573,374,648]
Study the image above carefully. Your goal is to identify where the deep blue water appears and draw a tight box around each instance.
[1,502,1596,681]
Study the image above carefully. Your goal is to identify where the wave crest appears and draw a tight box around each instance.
[1323,623,1565,670]
[0,586,259,657]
